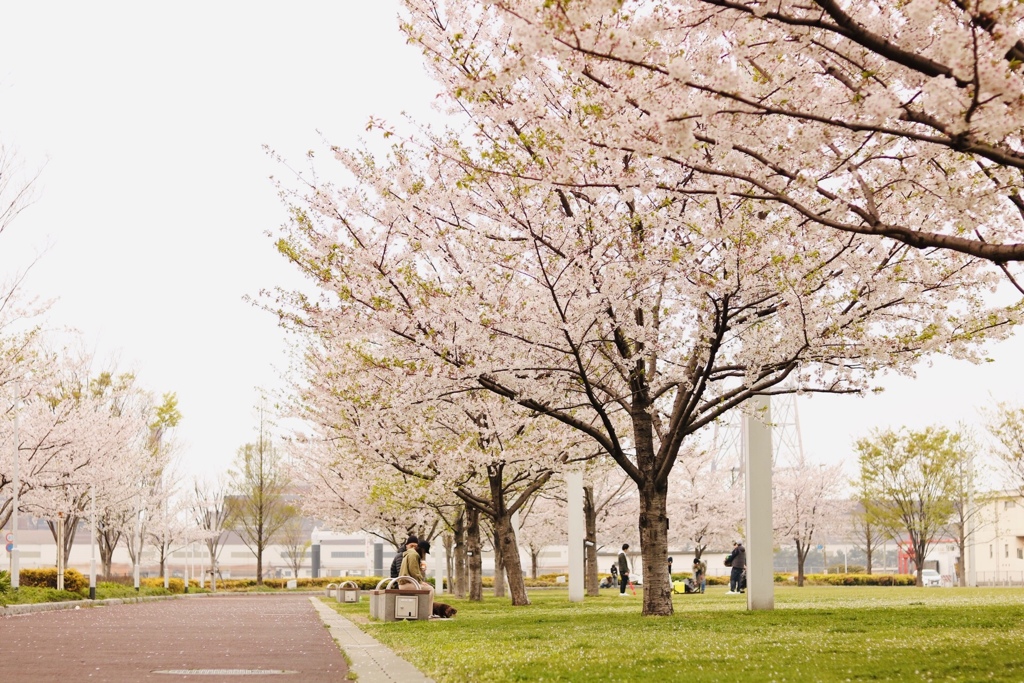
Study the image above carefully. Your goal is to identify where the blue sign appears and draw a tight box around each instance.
[5,543,12,552]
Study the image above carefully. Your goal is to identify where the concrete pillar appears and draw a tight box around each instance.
[567,471,584,602]
[743,394,774,611]
[373,542,384,578]
[435,540,446,595]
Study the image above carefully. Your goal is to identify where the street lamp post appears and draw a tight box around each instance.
[134,501,143,592]
[162,497,169,590]
[10,380,20,591]
[89,486,97,600]
[56,511,65,591]
[207,502,218,593]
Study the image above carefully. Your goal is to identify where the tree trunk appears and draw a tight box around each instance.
[795,540,807,587]
[584,485,599,597]
[493,528,507,598]
[638,480,672,616]
[531,549,539,579]
[441,533,454,593]
[99,528,120,578]
[493,508,530,606]
[256,549,264,586]
[957,524,967,587]
[48,514,80,567]
[913,538,925,587]
[467,506,483,601]
[865,542,873,575]
[453,512,468,598]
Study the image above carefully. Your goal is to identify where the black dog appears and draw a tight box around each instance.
[432,602,457,619]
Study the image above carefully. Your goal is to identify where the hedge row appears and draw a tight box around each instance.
[18,568,88,592]
[797,573,918,586]
[5,569,920,596]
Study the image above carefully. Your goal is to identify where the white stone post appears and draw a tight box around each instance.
[743,394,774,611]
[567,471,584,602]
[435,538,446,596]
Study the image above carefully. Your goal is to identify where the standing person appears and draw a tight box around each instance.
[617,544,631,596]
[692,557,707,594]
[726,541,746,594]
[668,556,674,582]
[610,562,618,584]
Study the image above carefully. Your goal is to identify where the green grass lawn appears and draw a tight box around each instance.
[0,582,196,605]
[327,586,1024,682]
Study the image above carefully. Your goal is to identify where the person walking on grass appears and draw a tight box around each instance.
[617,544,631,596]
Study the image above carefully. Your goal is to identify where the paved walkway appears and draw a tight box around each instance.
[0,593,432,683]
[310,598,435,683]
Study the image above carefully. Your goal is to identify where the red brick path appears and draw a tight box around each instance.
[0,595,348,682]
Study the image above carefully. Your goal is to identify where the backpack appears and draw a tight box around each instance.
[724,552,734,567]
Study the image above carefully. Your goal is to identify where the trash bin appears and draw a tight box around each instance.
[324,582,337,596]
[369,577,431,621]
[336,580,361,603]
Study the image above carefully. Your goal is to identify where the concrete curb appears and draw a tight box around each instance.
[0,593,192,617]
[0,589,337,617]
[310,597,435,683]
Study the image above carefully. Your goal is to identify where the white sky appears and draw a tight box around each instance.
[1,1,1021,485]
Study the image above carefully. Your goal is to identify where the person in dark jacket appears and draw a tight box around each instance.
[726,541,746,594]
[390,535,417,578]
[617,543,631,596]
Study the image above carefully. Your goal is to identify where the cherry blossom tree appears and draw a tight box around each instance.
[143,394,186,581]
[270,3,1017,616]
[516,489,565,579]
[1,352,151,563]
[285,343,576,605]
[773,456,847,585]
[192,479,230,586]
[0,146,48,529]
[416,0,1024,270]
[273,137,1011,615]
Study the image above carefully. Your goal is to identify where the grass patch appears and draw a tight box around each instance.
[0,586,86,605]
[327,586,1024,682]
[0,582,193,605]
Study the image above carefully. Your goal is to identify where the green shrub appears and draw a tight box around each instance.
[800,573,917,586]
[139,577,192,593]
[44,589,84,602]
[19,567,88,592]
[0,570,10,594]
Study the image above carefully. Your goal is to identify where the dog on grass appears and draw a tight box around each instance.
[432,602,457,619]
